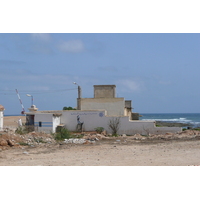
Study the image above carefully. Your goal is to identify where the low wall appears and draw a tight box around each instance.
[61,110,182,135]
[29,110,182,135]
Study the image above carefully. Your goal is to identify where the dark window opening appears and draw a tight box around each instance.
[39,121,42,127]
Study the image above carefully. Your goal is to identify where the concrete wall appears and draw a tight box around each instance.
[112,117,181,135]
[61,110,181,135]
[80,98,125,116]
[53,116,61,133]
[61,110,107,131]
[30,110,182,135]
[94,85,116,98]
[34,113,53,133]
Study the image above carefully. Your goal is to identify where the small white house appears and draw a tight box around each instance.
[0,105,5,131]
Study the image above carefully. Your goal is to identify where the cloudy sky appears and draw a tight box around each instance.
[0,0,200,115]
[0,33,200,115]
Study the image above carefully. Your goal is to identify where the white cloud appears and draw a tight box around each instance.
[117,79,142,92]
[57,40,85,53]
[30,33,51,42]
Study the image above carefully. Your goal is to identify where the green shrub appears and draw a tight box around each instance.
[95,127,104,134]
[63,106,76,110]
[15,126,29,135]
[54,127,72,141]
[18,142,29,146]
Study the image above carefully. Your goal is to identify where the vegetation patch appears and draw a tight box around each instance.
[53,127,72,141]
[15,126,29,135]
[95,127,104,134]
[108,118,120,137]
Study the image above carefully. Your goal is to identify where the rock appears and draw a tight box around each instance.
[101,130,107,136]
[96,134,105,140]
[90,135,97,140]
[165,132,174,135]
[7,139,15,147]
[133,133,144,140]
[83,135,90,140]
[0,139,8,146]
[64,138,86,144]
[84,140,91,144]
[122,134,127,137]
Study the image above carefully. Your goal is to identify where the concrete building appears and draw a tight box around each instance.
[25,85,182,135]
[80,85,139,119]
[0,105,5,131]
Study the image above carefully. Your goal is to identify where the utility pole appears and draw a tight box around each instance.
[73,82,82,110]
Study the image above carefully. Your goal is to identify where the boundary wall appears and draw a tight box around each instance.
[26,110,182,134]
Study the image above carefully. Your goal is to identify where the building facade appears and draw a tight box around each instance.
[80,85,139,119]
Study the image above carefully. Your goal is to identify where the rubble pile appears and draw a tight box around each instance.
[0,129,56,150]
[127,130,200,141]
[1,128,200,151]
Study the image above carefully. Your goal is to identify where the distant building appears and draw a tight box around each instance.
[0,105,5,131]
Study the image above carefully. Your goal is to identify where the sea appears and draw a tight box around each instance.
[140,113,200,128]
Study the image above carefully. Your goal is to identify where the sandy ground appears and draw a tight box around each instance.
[1,139,200,166]
[3,116,26,128]
[1,116,200,166]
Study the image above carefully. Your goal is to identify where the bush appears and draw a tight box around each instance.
[63,106,76,110]
[54,127,72,141]
[15,126,29,135]
[95,127,104,134]
[108,117,120,137]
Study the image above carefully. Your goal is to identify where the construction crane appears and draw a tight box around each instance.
[15,89,26,115]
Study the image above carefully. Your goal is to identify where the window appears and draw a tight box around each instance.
[39,121,42,127]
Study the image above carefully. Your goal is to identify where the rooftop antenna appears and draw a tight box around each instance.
[15,89,25,115]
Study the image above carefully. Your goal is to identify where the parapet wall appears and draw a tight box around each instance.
[94,85,116,98]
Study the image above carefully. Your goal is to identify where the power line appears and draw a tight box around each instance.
[0,88,77,95]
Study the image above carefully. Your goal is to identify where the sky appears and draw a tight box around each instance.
[0,33,200,115]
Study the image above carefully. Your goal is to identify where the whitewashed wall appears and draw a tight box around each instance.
[0,111,3,131]
[61,110,182,135]
[34,113,53,133]
[32,110,182,134]
[61,110,107,131]
[110,117,182,135]
[52,116,61,133]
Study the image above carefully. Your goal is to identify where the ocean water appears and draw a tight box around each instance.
[140,113,200,128]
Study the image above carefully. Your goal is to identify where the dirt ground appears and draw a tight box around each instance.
[1,116,200,166]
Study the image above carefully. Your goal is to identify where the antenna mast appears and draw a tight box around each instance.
[15,89,25,115]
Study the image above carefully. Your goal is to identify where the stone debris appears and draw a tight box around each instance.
[64,139,86,144]
[0,139,8,146]
[7,139,15,147]
[1,127,200,151]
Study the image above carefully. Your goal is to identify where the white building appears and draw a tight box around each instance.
[26,109,181,135]
[0,105,5,131]
[25,85,182,135]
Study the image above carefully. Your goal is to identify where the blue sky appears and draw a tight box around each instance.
[0,33,200,114]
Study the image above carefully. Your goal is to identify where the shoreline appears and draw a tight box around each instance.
[155,121,192,128]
